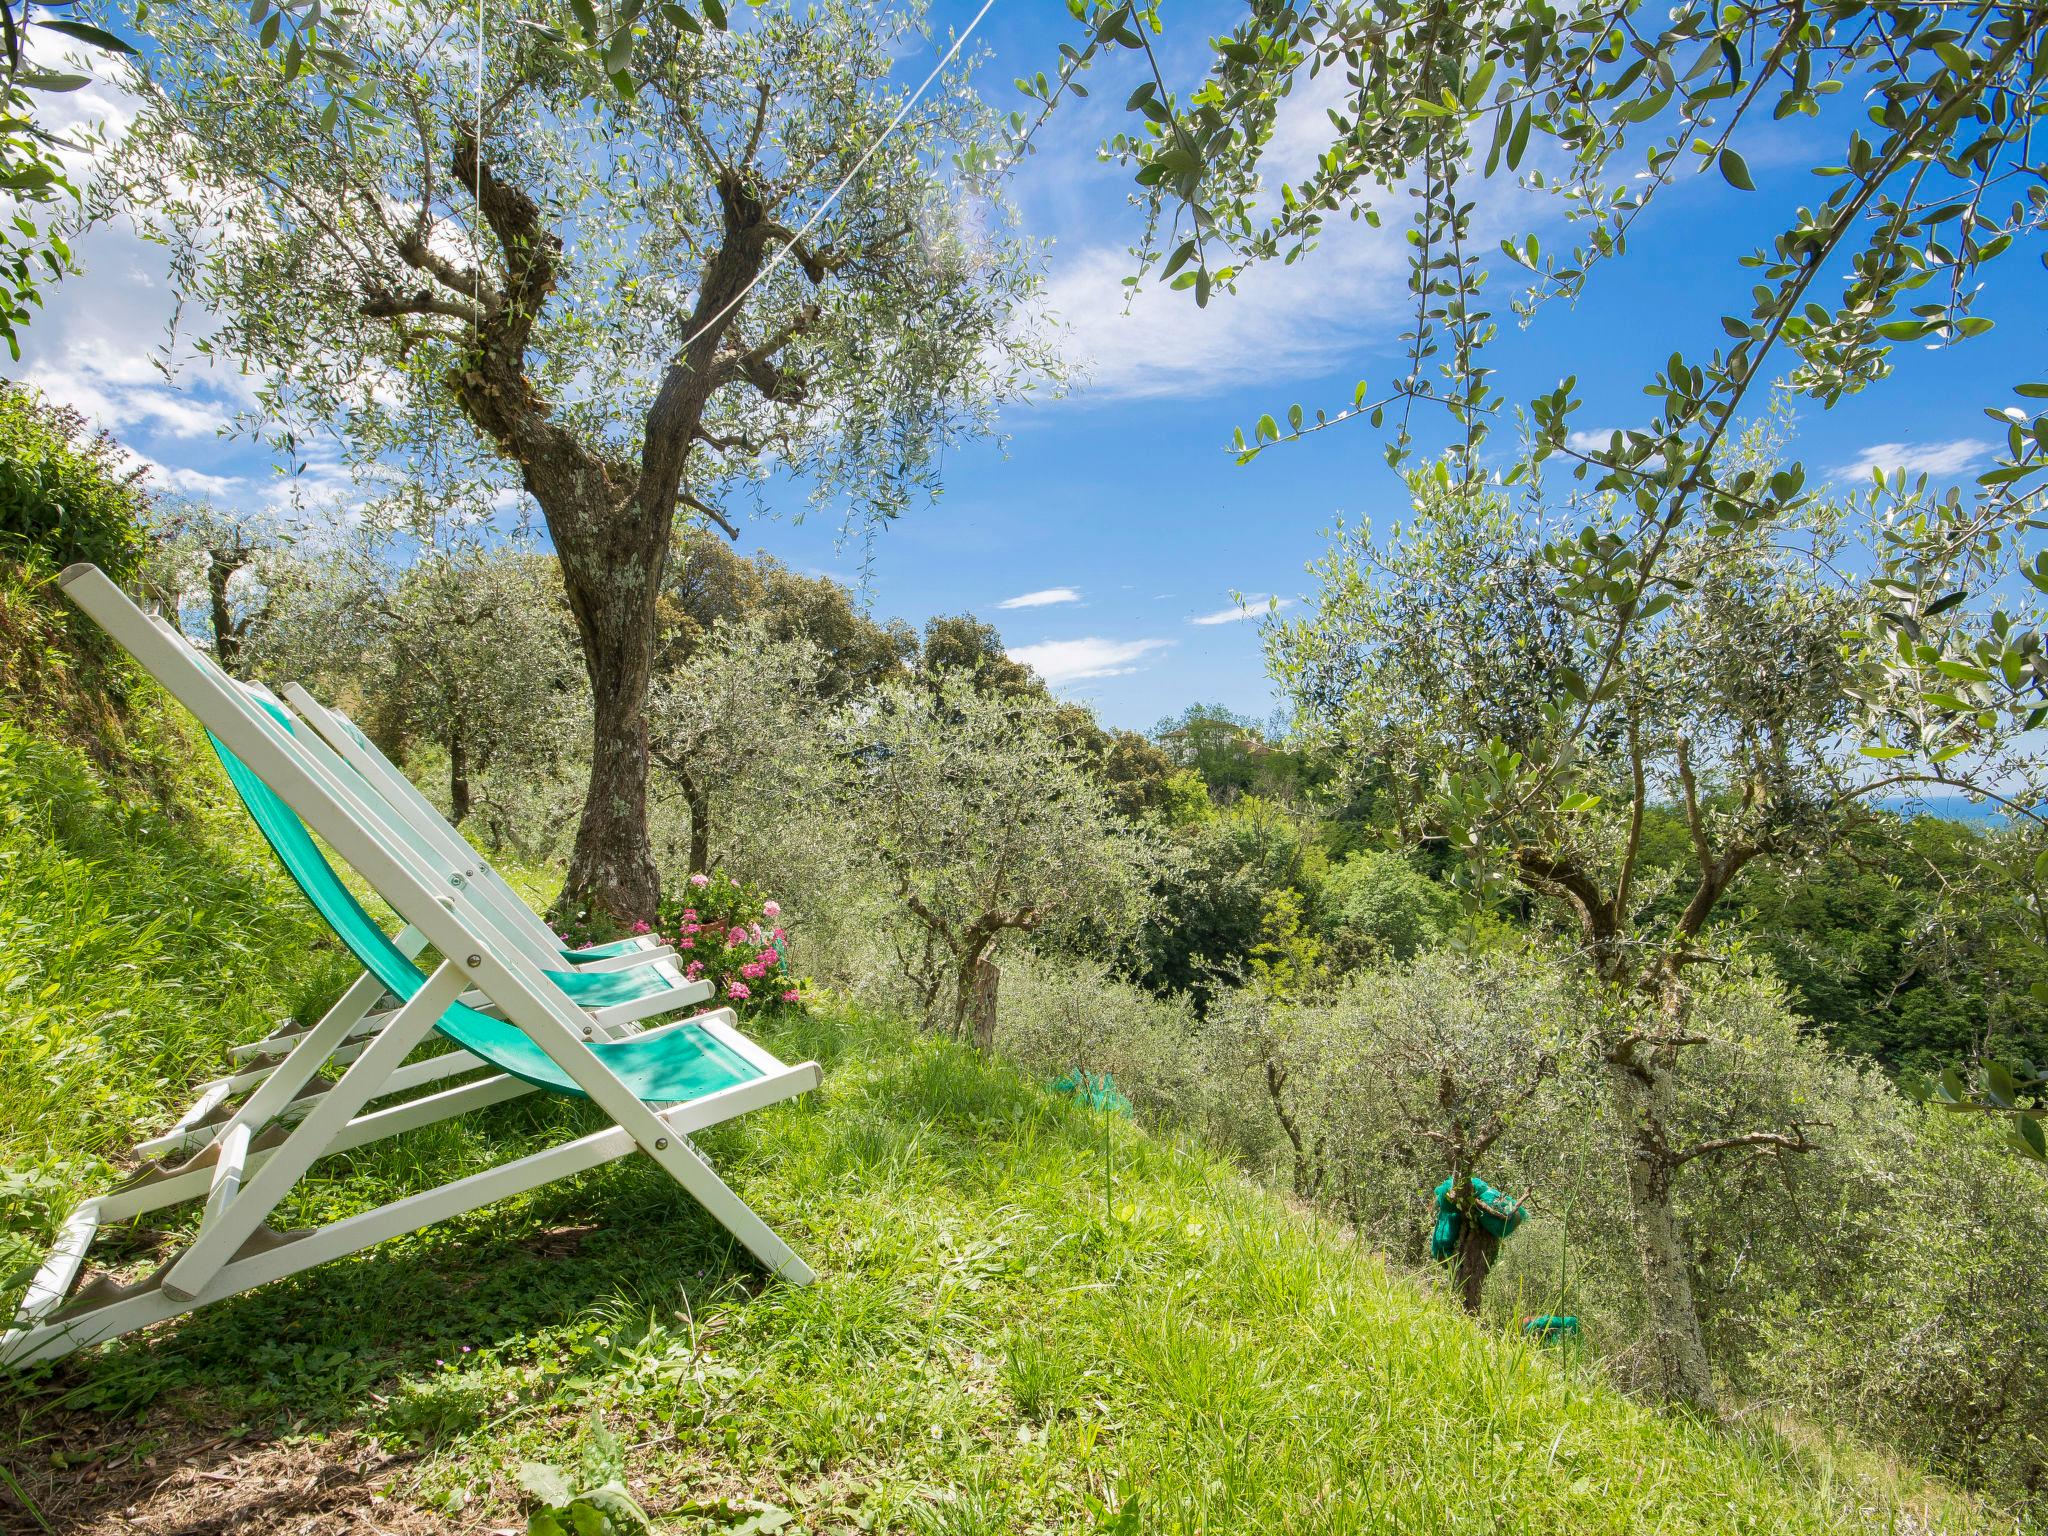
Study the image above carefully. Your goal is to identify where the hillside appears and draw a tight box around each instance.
[0,690,2004,1536]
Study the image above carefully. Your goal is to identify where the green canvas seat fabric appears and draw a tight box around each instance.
[207,733,760,1105]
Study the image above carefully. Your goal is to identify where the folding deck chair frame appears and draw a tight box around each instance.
[0,564,820,1370]
[135,676,682,1162]
[281,680,664,978]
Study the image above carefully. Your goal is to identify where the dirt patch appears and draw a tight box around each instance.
[0,1415,461,1536]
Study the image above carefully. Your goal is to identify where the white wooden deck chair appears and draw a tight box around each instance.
[279,681,663,975]
[1,564,820,1370]
[136,667,683,1162]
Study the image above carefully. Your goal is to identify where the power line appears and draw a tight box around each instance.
[674,0,1002,358]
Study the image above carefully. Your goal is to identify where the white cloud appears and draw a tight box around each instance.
[997,586,1081,610]
[1036,235,1406,402]
[1191,595,1293,626]
[1835,438,1993,481]
[1565,428,1619,454]
[1008,636,1172,685]
[131,456,248,499]
[1026,65,1558,403]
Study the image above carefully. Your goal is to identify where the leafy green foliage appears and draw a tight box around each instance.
[0,384,148,584]
[840,672,1159,1035]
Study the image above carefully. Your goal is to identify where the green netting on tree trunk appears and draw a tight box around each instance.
[1429,1175,1526,1261]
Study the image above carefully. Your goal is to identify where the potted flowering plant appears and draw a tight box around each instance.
[657,872,805,1019]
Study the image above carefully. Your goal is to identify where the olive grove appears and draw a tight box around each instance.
[102,0,1052,920]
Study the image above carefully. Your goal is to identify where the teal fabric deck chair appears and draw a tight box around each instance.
[136,674,685,1163]
[0,565,820,1370]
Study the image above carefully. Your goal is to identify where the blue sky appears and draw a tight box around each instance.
[8,1,2039,731]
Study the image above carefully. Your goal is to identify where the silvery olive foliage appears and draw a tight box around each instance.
[1039,0,2048,1167]
[243,503,583,843]
[837,672,1161,1039]
[104,0,1049,520]
[645,614,844,878]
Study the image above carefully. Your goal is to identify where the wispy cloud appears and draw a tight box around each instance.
[997,586,1081,610]
[1008,636,1172,685]
[1190,595,1293,626]
[130,455,247,499]
[1835,438,1993,481]
[1565,428,1619,455]
[1026,67,1556,403]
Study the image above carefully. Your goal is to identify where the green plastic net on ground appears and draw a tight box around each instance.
[1049,1070,1132,1115]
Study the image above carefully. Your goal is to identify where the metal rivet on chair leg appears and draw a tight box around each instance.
[654,1137,668,1150]
[465,954,481,968]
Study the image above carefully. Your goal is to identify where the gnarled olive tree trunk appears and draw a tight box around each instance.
[554,518,669,918]
[1603,1040,1716,1411]
[410,139,794,922]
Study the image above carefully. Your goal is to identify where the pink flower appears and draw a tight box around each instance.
[681,909,697,920]
[630,920,650,935]
[679,937,695,950]
[689,873,710,888]
[741,961,765,980]
[763,900,781,919]
[758,947,779,966]
[728,877,739,887]
[771,927,785,942]
[727,980,751,1000]
[684,960,704,979]
[781,990,800,1003]
[727,927,748,946]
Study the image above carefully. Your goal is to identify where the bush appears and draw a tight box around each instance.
[0,386,159,767]
[1312,847,1456,968]
[1754,1111,2048,1502]
[0,383,150,583]
[658,871,806,1019]
[994,951,1255,1157]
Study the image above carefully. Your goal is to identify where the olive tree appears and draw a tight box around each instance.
[144,499,297,675]
[247,530,581,836]
[1269,461,1875,1409]
[103,0,1050,920]
[1041,0,2048,1185]
[840,672,1156,1046]
[646,615,838,878]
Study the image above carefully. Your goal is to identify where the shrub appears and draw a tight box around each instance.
[1313,847,1456,968]
[0,383,150,583]
[0,387,158,763]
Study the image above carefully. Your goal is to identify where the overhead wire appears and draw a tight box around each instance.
[670,0,1002,359]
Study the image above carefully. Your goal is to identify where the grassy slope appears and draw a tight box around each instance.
[0,707,2004,1535]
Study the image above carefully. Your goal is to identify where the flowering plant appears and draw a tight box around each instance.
[657,871,806,1018]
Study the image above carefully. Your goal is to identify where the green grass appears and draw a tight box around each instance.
[0,711,2010,1534]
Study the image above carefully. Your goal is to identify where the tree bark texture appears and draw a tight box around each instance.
[1453,1221,1500,1316]
[964,955,1000,1052]
[1606,1047,1718,1413]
